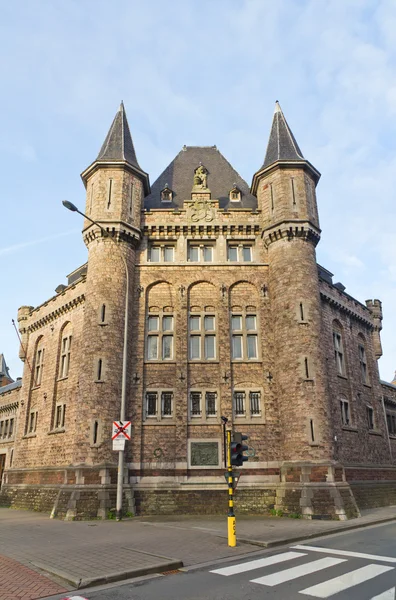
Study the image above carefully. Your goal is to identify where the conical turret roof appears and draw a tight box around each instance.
[96,102,141,169]
[261,101,305,169]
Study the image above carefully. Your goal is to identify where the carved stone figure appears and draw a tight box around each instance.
[193,164,208,188]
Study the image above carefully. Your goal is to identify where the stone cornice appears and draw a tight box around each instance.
[28,295,85,332]
[0,401,19,414]
[320,290,374,328]
[262,220,321,248]
[144,223,261,237]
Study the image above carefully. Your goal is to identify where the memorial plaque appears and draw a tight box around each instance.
[190,441,219,466]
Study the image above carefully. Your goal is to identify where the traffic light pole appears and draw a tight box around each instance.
[226,429,236,547]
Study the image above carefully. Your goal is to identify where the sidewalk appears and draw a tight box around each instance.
[0,505,395,600]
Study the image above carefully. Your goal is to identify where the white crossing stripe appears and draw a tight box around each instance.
[370,589,396,600]
[293,544,396,564]
[251,557,346,586]
[210,551,306,576]
[300,564,394,598]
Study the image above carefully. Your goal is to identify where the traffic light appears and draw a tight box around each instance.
[230,432,249,467]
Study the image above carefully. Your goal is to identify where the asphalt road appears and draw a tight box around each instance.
[54,522,396,600]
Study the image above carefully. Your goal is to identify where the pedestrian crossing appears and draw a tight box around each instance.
[210,545,396,598]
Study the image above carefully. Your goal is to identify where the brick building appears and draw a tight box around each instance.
[1,102,396,519]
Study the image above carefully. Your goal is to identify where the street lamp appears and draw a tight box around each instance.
[62,200,129,521]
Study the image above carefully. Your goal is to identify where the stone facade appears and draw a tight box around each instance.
[1,101,395,520]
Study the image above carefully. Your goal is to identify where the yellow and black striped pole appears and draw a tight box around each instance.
[226,429,236,547]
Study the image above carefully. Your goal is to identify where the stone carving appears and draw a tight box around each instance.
[193,164,208,189]
[190,442,219,466]
[189,199,215,222]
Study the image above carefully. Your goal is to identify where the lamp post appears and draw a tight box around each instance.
[62,200,129,521]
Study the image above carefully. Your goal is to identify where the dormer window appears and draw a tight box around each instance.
[161,184,173,203]
[229,185,241,202]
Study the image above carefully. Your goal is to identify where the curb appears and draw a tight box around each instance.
[32,558,183,589]
[235,514,396,548]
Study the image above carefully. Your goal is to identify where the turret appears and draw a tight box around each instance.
[74,103,149,466]
[252,102,333,465]
[365,299,383,359]
[252,101,321,247]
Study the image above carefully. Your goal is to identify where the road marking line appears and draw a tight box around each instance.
[210,551,306,576]
[292,545,396,564]
[370,588,396,600]
[300,564,394,598]
[250,557,346,586]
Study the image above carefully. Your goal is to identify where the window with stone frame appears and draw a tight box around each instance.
[340,398,351,427]
[187,242,214,263]
[333,327,346,376]
[148,244,175,263]
[367,405,375,430]
[0,418,14,439]
[59,335,72,379]
[55,404,66,429]
[386,408,396,436]
[233,390,262,418]
[189,313,216,361]
[189,390,218,420]
[231,313,259,360]
[160,185,173,203]
[229,186,241,202]
[146,313,174,361]
[28,411,38,434]
[358,342,369,385]
[144,390,173,420]
[34,346,45,386]
[227,243,253,263]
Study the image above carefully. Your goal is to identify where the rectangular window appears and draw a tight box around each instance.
[29,411,38,433]
[190,392,202,416]
[234,392,246,416]
[340,399,350,426]
[35,348,44,386]
[227,244,253,262]
[149,247,160,262]
[247,335,258,359]
[242,246,252,262]
[147,314,174,361]
[8,418,14,438]
[359,344,368,384]
[147,336,158,360]
[367,406,374,430]
[149,246,175,263]
[206,392,217,416]
[333,332,345,376]
[250,392,261,416]
[386,412,396,436]
[3,420,9,438]
[205,335,216,359]
[190,336,201,359]
[55,404,66,429]
[188,244,214,262]
[0,421,3,437]
[161,392,173,417]
[232,335,243,359]
[164,246,174,262]
[60,335,72,378]
[162,335,173,360]
[189,314,216,361]
[231,314,258,360]
[146,392,157,417]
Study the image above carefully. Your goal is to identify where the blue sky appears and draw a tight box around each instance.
[1,0,395,381]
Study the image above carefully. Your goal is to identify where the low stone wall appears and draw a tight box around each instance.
[350,482,396,510]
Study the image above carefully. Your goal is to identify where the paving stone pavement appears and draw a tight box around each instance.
[1,505,396,599]
[0,554,66,600]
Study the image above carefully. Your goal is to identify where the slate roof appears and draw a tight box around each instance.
[96,102,141,170]
[261,101,305,170]
[144,146,257,210]
[0,379,21,395]
[0,354,11,380]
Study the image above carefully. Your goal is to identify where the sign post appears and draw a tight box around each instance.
[112,421,131,451]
